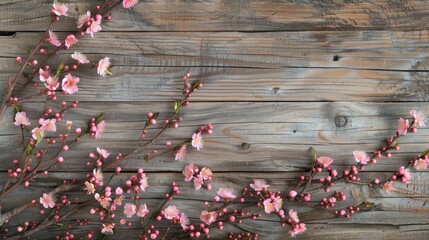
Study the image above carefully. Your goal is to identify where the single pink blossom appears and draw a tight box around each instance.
[263,196,282,214]
[124,203,137,218]
[200,167,212,180]
[40,118,57,132]
[71,52,89,64]
[93,168,103,182]
[44,76,60,90]
[193,175,204,190]
[183,163,195,182]
[95,120,106,139]
[414,158,428,170]
[397,118,410,135]
[289,209,299,223]
[353,150,370,165]
[217,188,236,200]
[14,112,30,126]
[52,2,68,16]
[200,211,217,225]
[101,223,114,235]
[123,0,139,9]
[97,195,111,209]
[164,205,179,220]
[411,110,426,127]
[175,145,187,161]
[316,156,333,167]
[136,204,149,218]
[383,181,395,193]
[39,68,50,82]
[250,179,269,191]
[40,193,55,208]
[191,132,203,150]
[97,147,110,159]
[97,57,111,76]
[84,181,95,195]
[61,73,79,94]
[180,213,190,230]
[77,11,91,28]
[31,127,45,140]
[65,34,78,48]
[289,223,307,237]
[140,177,148,191]
[86,20,102,38]
[47,31,61,47]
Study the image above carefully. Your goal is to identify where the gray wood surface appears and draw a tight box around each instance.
[0,0,429,239]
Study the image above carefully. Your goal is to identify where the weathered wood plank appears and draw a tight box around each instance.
[1,102,428,172]
[1,0,429,32]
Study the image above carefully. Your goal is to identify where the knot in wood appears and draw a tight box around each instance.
[334,116,347,127]
[241,142,251,150]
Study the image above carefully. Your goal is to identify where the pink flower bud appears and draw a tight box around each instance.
[289,190,297,198]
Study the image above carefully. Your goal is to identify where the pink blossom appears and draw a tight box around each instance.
[86,20,102,38]
[289,223,307,237]
[40,193,55,208]
[14,112,30,126]
[353,150,370,165]
[124,203,137,218]
[250,179,269,191]
[71,52,89,64]
[193,175,204,190]
[180,213,190,230]
[40,118,57,132]
[96,194,111,209]
[95,120,106,139]
[101,223,114,235]
[400,166,411,183]
[65,34,78,48]
[47,31,61,47]
[97,57,111,76]
[77,11,91,28]
[164,205,179,220]
[411,110,426,127]
[263,196,282,214]
[183,163,195,182]
[217,188,236,200]
[93,168,103,182]
[139,177,148,191]
[175,145,187,161]
[136,204,149,218]
[114,196,124,206]
[316,156,333,167]
[397,118,410,135]
[200,211,217,225]
[414,158,428,170]
[97,147,110,159]
[39,68,50,82]
[382,181,395,193]
[44,76,60,90]
[31,127,45,140]
[84,181,95,194]
[61,73,79,94]
[289,209,299,223]
[123,0,139,9]
[191,133,203,150]
[200,167,212,180]
[52,2,68,16]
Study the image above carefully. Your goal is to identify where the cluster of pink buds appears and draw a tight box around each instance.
[227,232,259,240]
[125,168,148,195]
[88,117,105,138]
[334,204,365,219]
[391,166,411,184]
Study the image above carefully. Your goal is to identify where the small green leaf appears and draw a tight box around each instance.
[143,156,149,163]
[192,80,201,90]
[174,100,181,113]
[152,112,159,119]
[310,147,317,162]
[14,105,21,113]
[55,63,64,77]
[419,148,429,158]
[36,132,42,145]
[96,113,105,123]
[26,145,34,155]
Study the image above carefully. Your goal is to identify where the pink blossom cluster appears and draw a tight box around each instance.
[183,163,213,190]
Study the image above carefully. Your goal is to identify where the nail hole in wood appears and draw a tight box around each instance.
[273,87,280,95]
[241,142,250,150]
[333,55,339,61]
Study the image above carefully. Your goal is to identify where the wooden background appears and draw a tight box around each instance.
[1,0,429,239]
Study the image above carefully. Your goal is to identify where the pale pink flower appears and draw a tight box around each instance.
[93,168,103,182]
[175,145,187,161]
[289,223,307,237]
[316,156,333,167]
[263,196,282,214]
[200,211,217,225]
[124,203,137,218]
[250,179,269,191]
[40,193,55,208]
[193,175,204,190]
[414,158,428,170]
[61,73,79,94]
[71,52,90,64]
[101,223,114,235]
[397,118,410,135]
[95,120,106,139]
[411,110,426,127]
[353,150,370,165]
[77,11,91,28]
[400,167,411,183]
[40,118,57,132]
[44,76,60,90]
[14,112,30,126]
[52,2,68,16]
[39,68,50,82]
[31,127,45,140]
[65,34,78,48]
[191,133,203,150]
[84,181,95,194]
[97,195,111,209]
[97,57,111,76]
[217,188,236,200]
[97,147,110,159]
[47,31,61,47]
[382,181,395,193]
[86,20,102,38]
[289,209,299,223]
[200,167,212,180]
[183,163,195,182]
[139,177,148,191]
[164,205,180,220]
[114,196,124,206]
[180,213,190,230]
[123,0,139,9]
[136,204,149,218]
